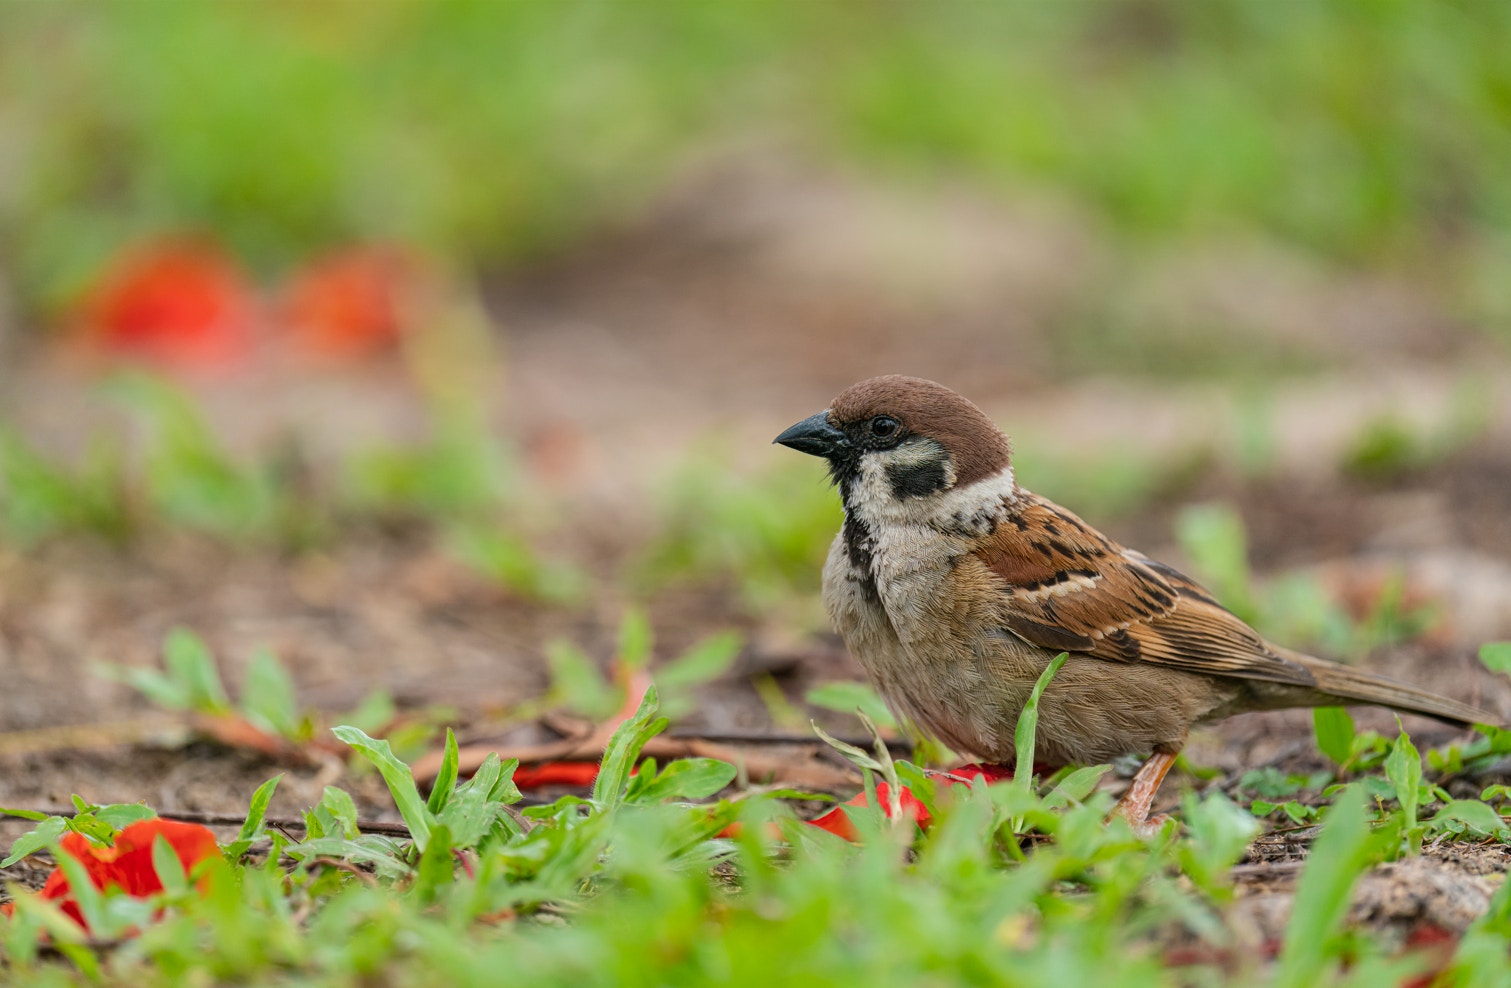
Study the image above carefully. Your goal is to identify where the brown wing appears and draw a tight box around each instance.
[976,496,1316,688]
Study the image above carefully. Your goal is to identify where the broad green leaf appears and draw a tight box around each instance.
[593,685,669,806]
[427,728,460,815]
[344,690,397,734]
[805,681,898,731]
[1178,793,1260,894]
[487,758,523,806]
[545,640,618,721]
[164,627,231,713]
[317,786,361,840]
[1385,729,1422,833]
[616,607,654,671]
[2,816,67,867]
[287,836,412,880]
[95,803,157,831]
[331,725,433,850]
[437,754,510,849]
[657,631,741,693]
[1282,801,1317,825]
[1480,642,1511,676]
[242,647,300,738]
[1312,707,1355,766]
[1430,800,1511,840]
[626,758,738,804]
[105,665,191,710]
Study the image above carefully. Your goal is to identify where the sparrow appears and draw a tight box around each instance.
[776,375,1497,829]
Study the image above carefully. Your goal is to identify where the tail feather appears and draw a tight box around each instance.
[1278,647,1498,728]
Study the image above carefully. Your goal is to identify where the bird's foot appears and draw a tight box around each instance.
[1108,750,1179,838]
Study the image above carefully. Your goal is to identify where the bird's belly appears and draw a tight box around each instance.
[825,537,1233,765]
[885,631,1233,767]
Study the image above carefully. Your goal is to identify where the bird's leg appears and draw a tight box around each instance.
[1111,750,1178,836]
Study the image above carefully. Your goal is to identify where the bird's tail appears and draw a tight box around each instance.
[1277,646,1497,728]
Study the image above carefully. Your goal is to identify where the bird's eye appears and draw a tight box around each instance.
[869,415,899,439]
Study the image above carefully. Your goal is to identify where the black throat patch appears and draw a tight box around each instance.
[886,457,950,499]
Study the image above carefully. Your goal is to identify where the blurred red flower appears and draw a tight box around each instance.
[0,818,220,932]
[283,246,416,359]
[806,764,1015,839]
[807,781,933,840]
[513,761,603,789]
[78,240,255,371]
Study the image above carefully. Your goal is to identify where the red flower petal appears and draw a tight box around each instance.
[512,761,601,789]
[805,765,1016,841]
[283,246,415,359]
[808,782,934,840]
[943,763,1017,785]
[78,240,255,371]
[26,819,221,933]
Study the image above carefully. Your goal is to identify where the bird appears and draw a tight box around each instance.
[775,374,1498,830]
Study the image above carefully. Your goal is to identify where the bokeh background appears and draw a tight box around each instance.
[2,0,1511,820]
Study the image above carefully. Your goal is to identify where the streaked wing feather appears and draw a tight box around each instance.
[976,497,1316,688]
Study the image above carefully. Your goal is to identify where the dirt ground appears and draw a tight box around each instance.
[3,164,1511,938]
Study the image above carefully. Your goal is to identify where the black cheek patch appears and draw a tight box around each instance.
[886,458,950,499]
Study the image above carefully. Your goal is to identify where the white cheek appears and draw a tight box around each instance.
[848,455,1016,535]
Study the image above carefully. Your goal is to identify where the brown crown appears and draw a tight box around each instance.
[829,375,1012,487]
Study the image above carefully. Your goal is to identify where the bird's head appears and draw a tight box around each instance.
[775,375,1015,526]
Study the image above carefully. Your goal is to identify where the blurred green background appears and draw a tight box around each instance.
[4,0,1509,326]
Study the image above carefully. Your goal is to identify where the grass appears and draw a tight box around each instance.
[4,673,1511,985]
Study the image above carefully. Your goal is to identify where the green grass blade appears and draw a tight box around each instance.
[1275,787,1378,988]
[1384,728,1422,834]
[1,816,67,867]
[234,774,283,844]
[331,725,433,850]
[1014,653,1068,782]
[427,728,460,815]
[592,684,668,806]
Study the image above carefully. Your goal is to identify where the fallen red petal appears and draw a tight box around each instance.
[804,765,1019,841]
[25,818,221,933]
[512,761,601,789]
[283,246,416,360]
[77,239,255,372]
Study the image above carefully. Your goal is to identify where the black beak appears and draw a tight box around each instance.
[774,411,848,458]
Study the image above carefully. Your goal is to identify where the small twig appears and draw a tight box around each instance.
[665,728,911,752]
[1229,860,1308,879]
[306,857,378,886]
